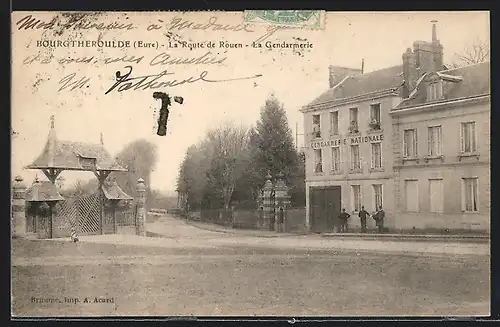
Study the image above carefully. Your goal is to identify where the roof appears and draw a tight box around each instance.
[395,61,490,109]
[26,121,127,172]
[25,180,65,202]
[102,179,133,200]
[305,65,404,108]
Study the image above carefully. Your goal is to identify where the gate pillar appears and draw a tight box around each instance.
[273,173,291,233]
[136,178,147,236]
[12,176,27,238]
[262,172,274,231]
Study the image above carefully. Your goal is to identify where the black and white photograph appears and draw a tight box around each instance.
[11,11,490,317]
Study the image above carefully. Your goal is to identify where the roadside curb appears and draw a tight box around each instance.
[180,219,490,242]
[182,219,307,238]
[321,233,490,243]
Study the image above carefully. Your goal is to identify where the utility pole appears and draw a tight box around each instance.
[296,122,298,150]
[295,122,304,151]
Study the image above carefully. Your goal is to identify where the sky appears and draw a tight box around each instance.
[11,11,489,194]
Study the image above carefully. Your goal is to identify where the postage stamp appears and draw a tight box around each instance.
[244,10,325,29]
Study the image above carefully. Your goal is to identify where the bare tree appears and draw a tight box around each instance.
[206,122,251,210]
[449,36,490,68]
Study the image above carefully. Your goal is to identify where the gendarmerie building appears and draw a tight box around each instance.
[300,22,475,233]
[300,61,404,233]
[391,34,490,231]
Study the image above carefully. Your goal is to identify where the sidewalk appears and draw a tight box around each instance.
[182,218,489,243]
[182,219,306,238]
[321,232,490,243]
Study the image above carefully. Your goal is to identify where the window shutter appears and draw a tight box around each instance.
[428,128,432,156]
[350,147,353,170]
[460,178,466,211]
[371,144,375,168]
[471,122,476,152]
[460,123,465,153]
[437,127,442,155]
[403,131,408,157]
[414,130,418,157]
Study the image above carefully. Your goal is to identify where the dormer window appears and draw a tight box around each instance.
[78,156,96,169]
[427,81,443,101]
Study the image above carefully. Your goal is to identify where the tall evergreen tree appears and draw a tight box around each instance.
[249,94,299,188]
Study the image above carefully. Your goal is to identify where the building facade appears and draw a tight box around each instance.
[299,22,490,233]
[391,60,490,232]
[301,65,404,233]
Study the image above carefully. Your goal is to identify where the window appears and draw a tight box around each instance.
[78,157,96,169]
[349,108,359,133]
[331,146,341,171]
[371,142,382,169]
[351,185,362,212]
[427,82,443,101]
[460,122,477,153]
[350,145,361,170]
[405,180,419,212]
[461,178,478,212]
[369,104,381,130]
[428,126,443,156]
[429,179,444,213]
[373,184,383,210]
[312,115,321,138]
[329,111,339,135]
[403,129,418,158]
[314,149,323,173]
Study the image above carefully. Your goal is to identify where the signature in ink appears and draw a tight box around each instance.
[58,73,91,92]
[104,66,262,95]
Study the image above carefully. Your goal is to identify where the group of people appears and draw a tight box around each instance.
[337,206,385,233]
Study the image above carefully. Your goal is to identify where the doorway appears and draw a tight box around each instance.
[310,186,341,233]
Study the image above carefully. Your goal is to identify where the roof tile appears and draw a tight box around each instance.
[306,65,404,107]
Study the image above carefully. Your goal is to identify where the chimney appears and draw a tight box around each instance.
[328,65,362,88]
[431,20,438,42]
[401,48,417,98]
[412,21,444,75]
[431,20,444,71]
[100,132,104,145]
[361,59,365,74]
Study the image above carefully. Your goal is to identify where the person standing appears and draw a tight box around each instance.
[374,206,385,233]
[358,206,369,233]
[338,209,350,233]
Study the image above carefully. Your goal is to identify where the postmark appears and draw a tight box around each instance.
[244,10,325,29]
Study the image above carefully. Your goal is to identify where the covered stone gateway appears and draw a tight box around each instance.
[20,116,146,238]
[101,178,134,235]
[25,178,64,239]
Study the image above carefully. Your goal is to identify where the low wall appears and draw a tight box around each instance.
[232,210,259,229]
[117,225,136,235]
[191,208,307,233]
[285,208,307,233]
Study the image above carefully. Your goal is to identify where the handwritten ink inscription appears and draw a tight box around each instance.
[104,66,262,95]
[16,14,135,31]
[58,73,91,92]
[23,52,227,67]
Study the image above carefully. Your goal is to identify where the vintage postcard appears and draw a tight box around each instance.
[11,11,490,317]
